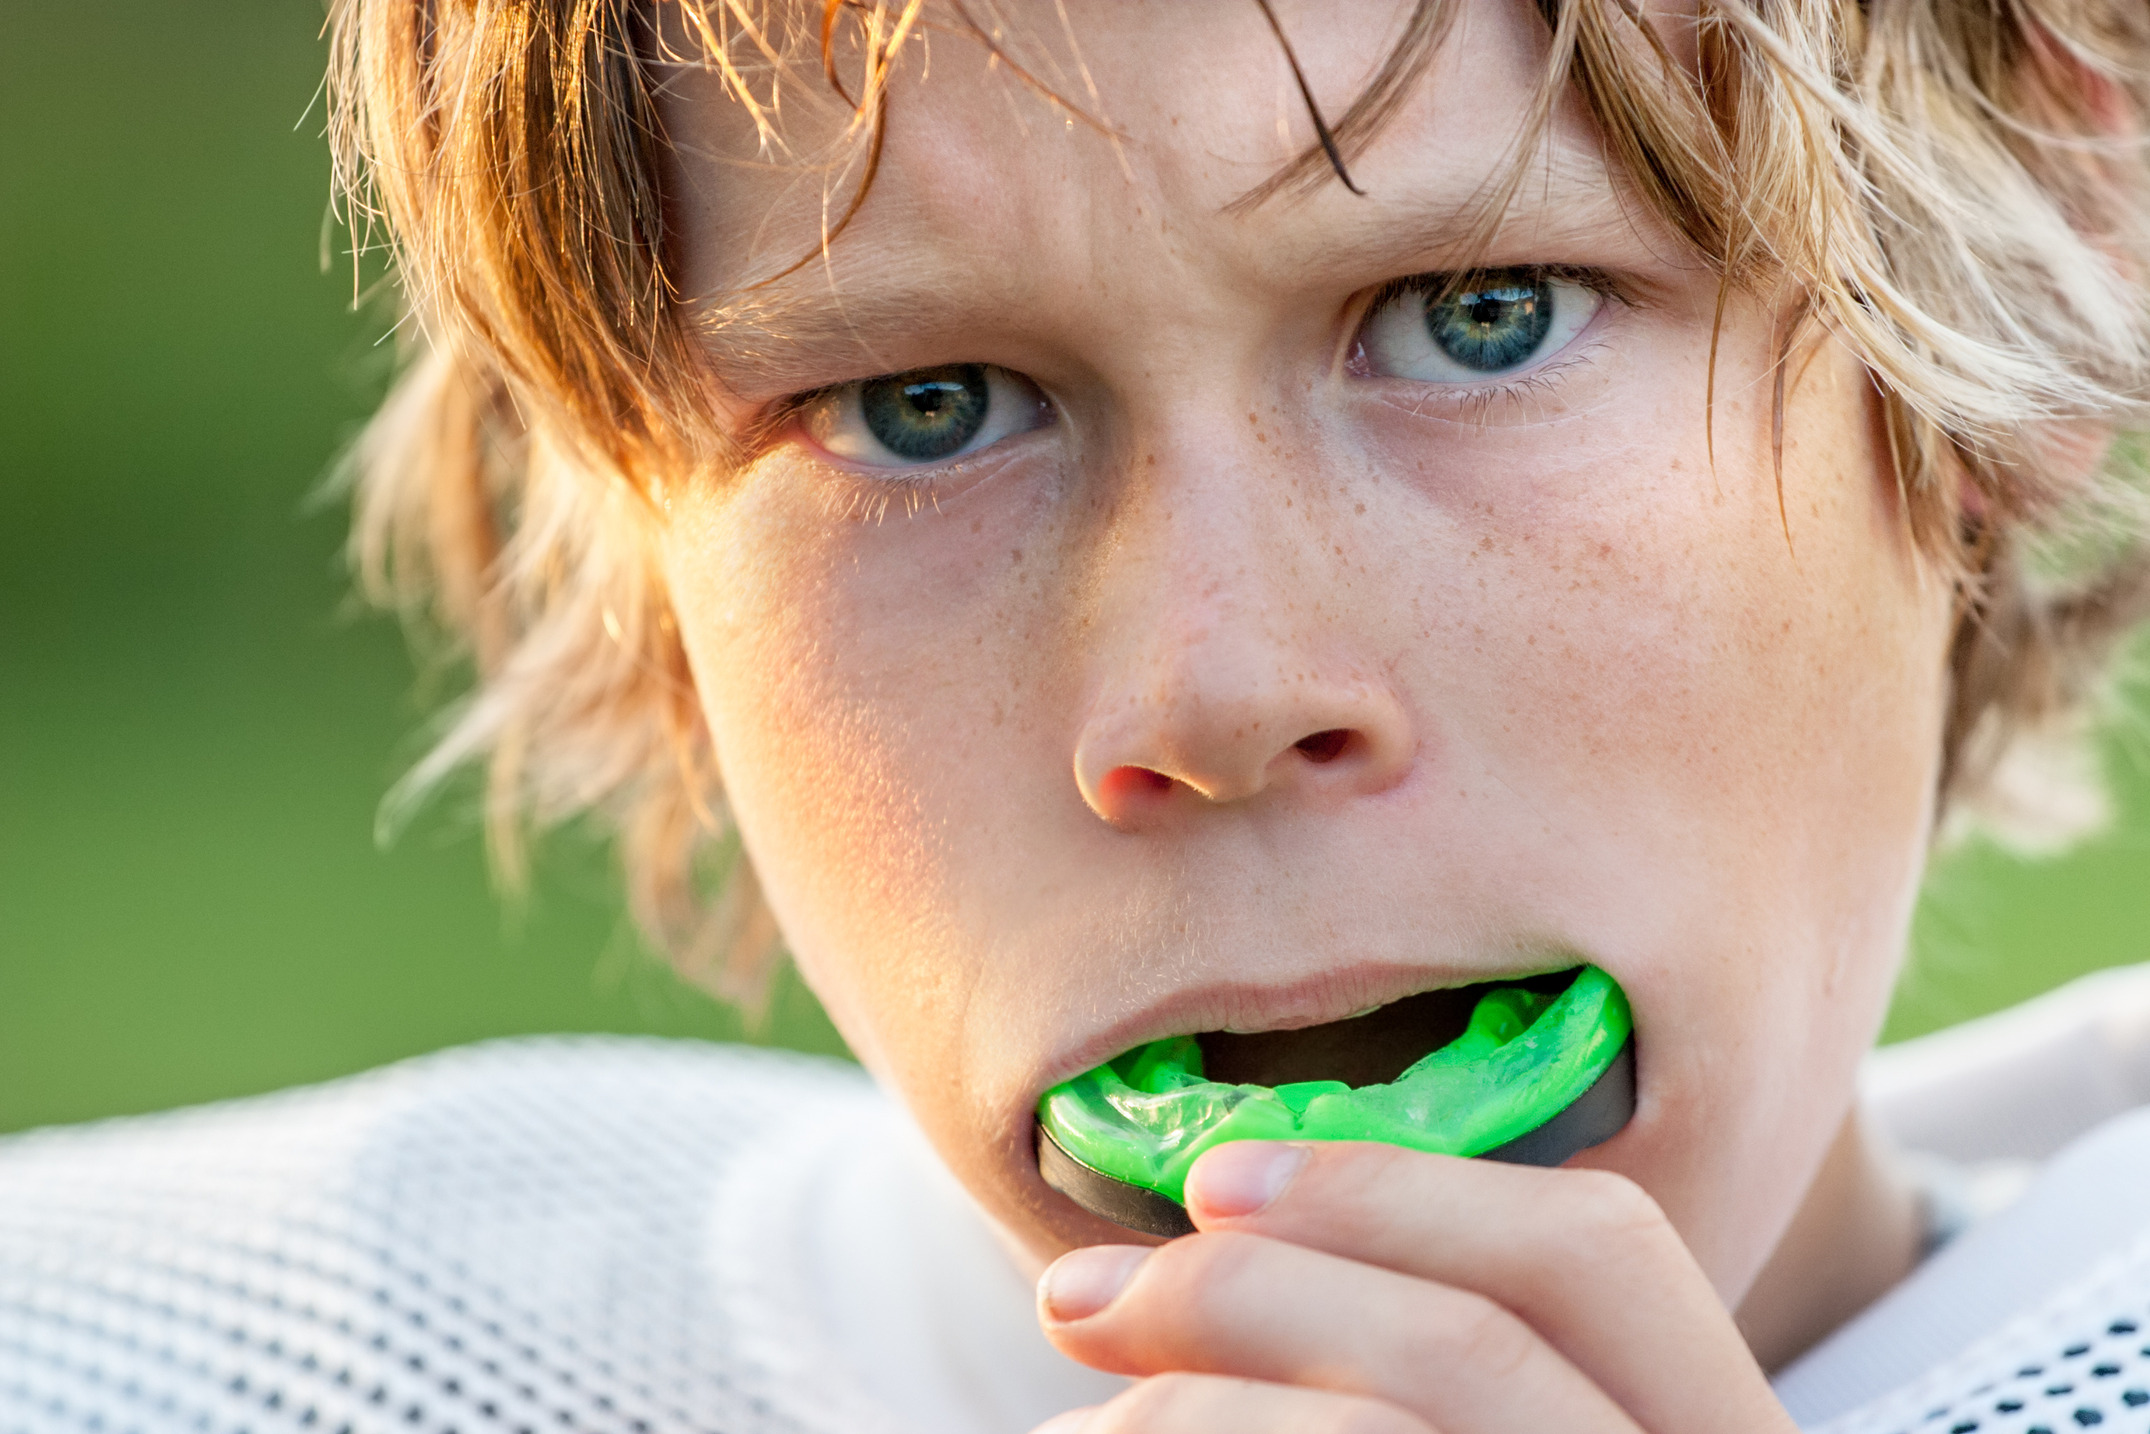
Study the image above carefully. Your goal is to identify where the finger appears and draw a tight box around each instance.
[1181,1141,1792,1434]
[1039,1233,1644,1434]
[1030,1373,1437,1434]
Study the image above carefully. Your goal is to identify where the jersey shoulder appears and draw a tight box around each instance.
[1791,1105,2150,1434]
[0,1037,884,1434]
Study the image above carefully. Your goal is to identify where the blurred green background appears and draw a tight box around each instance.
[2,0,2146,1138]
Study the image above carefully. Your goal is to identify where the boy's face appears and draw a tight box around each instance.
[656,0,1954,1298]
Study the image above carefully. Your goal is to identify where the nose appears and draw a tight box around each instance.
[1071,455,1417,831]
[1075,677,1415,828]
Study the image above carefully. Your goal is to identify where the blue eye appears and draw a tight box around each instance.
[799,364,1052,468]
[1360,270,1602,384]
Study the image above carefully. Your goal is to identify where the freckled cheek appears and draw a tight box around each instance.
[1499,553,1757,771]
[661,522,902,973]
[1399,437,1938,1104]
[1360,478,1733,799]
[659,476,1079,1041]
[1427,437,1917,816]
[1463,432,1937,967]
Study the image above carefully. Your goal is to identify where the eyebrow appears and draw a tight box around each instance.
[685,140,1637,400]
[688,264,977,398]
[1273,142,1637,281]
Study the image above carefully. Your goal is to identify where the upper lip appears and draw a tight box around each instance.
[1035,957,1580,1098]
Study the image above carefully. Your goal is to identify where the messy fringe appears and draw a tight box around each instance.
[328,0,2150,1011]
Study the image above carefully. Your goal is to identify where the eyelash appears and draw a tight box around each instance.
[1397,338,1612,424]
[1362,263,1626,311]
[765,406,999,524]
[820,467,953,525]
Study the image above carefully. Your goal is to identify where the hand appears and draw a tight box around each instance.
[1029,1141,1798,1434]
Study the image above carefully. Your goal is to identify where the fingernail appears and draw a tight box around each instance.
[1031,1409,1097,1434]
[1185,1140,1309,1219]
[1039,1245,1150,1323]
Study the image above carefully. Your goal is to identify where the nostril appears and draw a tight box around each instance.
[1293,728,1353,764]
[1099,765,1175,805]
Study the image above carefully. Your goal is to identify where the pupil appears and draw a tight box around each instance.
[861,364,991,461]
[1426,274,1555,374]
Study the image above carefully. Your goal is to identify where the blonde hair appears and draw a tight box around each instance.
[328,0,2150,1009]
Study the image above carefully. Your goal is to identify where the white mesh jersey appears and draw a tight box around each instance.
[1783,1108,2150,1434]
[1780,964,2150,1434]
[0,1038,1122,1434]
[13,969,2150,1434]
[0,1039,904,1434]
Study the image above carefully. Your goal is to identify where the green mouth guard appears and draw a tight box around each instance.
[1036,965,1634,1237]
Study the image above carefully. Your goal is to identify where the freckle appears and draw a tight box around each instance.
[970,517,983,533]
[1146,453,1157,466]
[1249,412,1259,424]
[1355,502,1365,514]
[1011,548,1023,563]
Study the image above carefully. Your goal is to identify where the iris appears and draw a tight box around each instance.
[858,365,991,461]
[1425,275,1555,374]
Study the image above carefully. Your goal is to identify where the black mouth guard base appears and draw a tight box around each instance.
[1038,1041,1637,1239]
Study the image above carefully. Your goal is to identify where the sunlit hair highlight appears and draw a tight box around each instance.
[328,0,2150,1009]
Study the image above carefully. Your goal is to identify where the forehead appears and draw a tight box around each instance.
[654,0,1642,388]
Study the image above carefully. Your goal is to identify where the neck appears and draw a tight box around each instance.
[1736,1105,1926,1371]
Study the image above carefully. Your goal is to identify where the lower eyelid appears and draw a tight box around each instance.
[1380,340,1617,426]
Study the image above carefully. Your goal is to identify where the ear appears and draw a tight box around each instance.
[2028,417,2120,500]
[1938,419,2113,531]
[2020,13,2134,136]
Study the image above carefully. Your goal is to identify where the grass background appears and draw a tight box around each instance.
[3,0,2146,1137]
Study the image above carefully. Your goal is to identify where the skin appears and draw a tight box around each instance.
[652,0,1959,1426]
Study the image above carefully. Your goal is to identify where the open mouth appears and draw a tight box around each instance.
[1195,967,1585,1089]
[1036,964,1634,1237]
